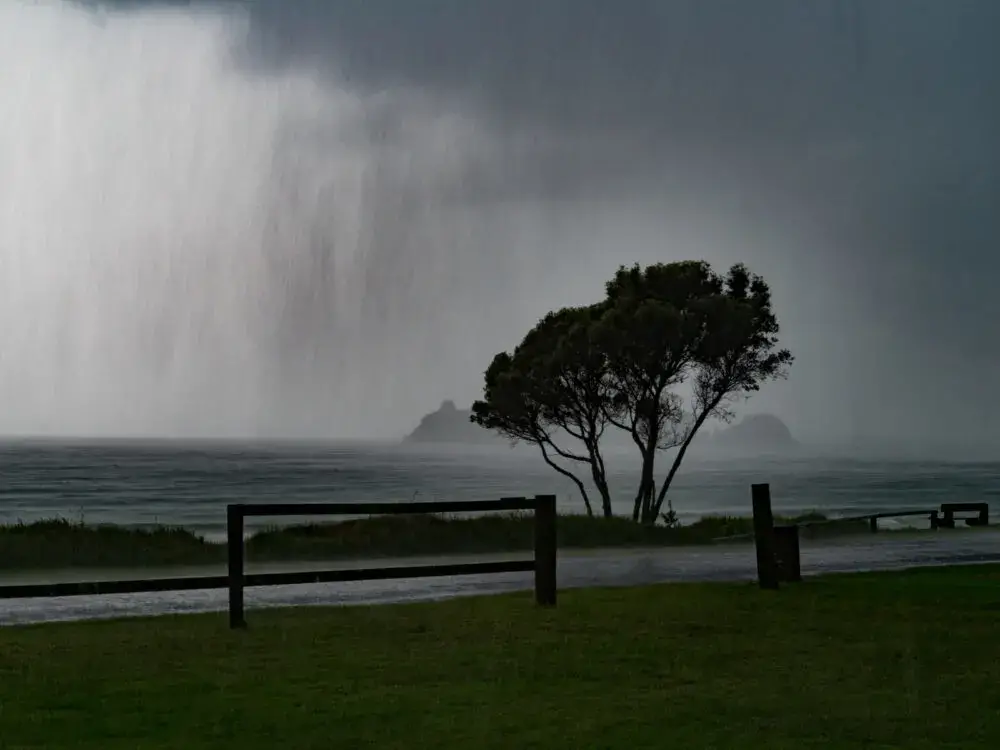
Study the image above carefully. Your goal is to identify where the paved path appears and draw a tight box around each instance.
[2,532,999,626]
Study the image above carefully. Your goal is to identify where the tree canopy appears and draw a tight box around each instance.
[471,260,793,523]
[471,305,616,517]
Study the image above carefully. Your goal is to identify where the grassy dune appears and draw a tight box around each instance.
[0,511,857,571]
[2,565,998,748]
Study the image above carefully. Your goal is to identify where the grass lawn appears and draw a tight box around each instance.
[2,565,999,749]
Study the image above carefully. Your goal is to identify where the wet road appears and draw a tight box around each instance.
[2,532,999,626]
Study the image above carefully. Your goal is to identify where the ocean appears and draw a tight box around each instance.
[2,440,998,537]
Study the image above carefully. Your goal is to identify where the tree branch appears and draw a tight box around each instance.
[539,441,593,517]
[541,434,592,465]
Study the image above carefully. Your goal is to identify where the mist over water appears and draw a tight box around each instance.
[1,1,998,447]
[0,1,574,438]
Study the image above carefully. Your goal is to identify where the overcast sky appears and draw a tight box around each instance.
[2,1,998,445]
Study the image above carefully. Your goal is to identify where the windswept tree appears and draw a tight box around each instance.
[472,260,793,524]
[470,305,617,517]
[595,261,724,522]
[647,263,794,523]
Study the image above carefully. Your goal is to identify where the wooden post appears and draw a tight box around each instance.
[751,483,779,590]
[534,494,557,607]
[227,504,246,629]
[869,516,878,533]
[773,525,802,583]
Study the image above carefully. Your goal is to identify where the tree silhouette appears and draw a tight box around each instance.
[472,260,793,523]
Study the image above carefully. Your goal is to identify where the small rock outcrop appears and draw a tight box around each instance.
[403,401,501,444]
[712,414,796,451]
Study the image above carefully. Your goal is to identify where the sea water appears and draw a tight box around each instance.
[2,440,997,537]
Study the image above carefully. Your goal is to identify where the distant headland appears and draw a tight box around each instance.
[404,401,796,452]
[704,413,797,452]
[403,401,504,445]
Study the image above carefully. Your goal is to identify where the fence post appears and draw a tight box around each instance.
[751,483,779,590]
[227,504,246,629]
[534,494,557,607]
[773,525,802,583]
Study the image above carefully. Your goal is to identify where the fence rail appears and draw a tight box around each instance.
[226,496,557,628]
[715,506,965,543]
[0,496,559,624]
[237,498,537,517]
[0,575,232,600]
[746,484,991,589]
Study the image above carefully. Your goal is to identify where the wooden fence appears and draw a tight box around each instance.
[748,483,990,589]
[226,496,557,628]
[0,496,559,627]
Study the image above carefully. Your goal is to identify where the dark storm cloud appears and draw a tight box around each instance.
[100,1,1000,209]
[234,0,1000,440]
[241,1,996,145]
[107,1,1000,199]
[91,0,1000,441]
[240,0,1000,270]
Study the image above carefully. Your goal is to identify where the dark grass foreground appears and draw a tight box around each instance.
[2,565,999,749]
[0,512,848,571]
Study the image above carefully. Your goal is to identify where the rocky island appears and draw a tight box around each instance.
[403,400,503,444]
[707,414,797,453]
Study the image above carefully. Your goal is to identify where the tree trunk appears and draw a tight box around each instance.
[634,451,656,524]
[651,409,712,520]
[586,441,614,518]
[592,469,613,518]
[631,456,647,522]
[646,479,658,524]
[639,425,660,524]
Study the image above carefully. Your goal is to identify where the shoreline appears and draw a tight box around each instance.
[0,511,941,573]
